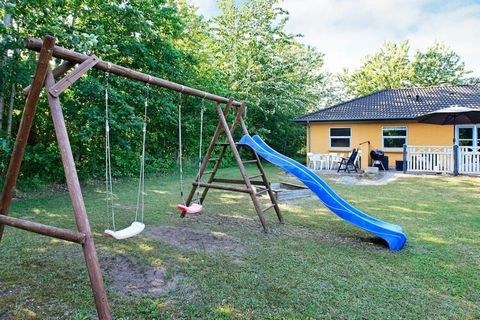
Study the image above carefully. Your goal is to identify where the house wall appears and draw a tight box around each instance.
[307,121,453,168]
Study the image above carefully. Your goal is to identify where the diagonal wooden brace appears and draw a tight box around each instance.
[48,55,99,97]
[23,61,76,96]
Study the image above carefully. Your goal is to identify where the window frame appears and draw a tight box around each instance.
[329,127,352,150]
[382,126,408,151]
[456,125,480,148]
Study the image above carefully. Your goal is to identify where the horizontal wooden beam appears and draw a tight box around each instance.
[24,37,243,107]
[192,182,251,193]
[0,215,85,244]
[211,178,267,186]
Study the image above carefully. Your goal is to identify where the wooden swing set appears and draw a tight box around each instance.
[0,36,283,319]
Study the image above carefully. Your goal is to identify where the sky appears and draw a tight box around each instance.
[188,0,480,76]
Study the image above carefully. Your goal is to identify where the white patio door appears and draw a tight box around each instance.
[456,125,480,174]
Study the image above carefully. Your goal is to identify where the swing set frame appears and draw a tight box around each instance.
[0,36,282,319]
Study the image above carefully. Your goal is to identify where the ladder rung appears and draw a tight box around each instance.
[193,182,251,193]
[242,159,258,164]
[204,170,215,175]
[214,142,230,146]
[255,188,269,196]
[209,158,219,162]
[248,174,263,180]
[262,203,276,212]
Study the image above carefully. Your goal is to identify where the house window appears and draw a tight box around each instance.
[456,125,480,148]
[382,126,407,150]
[329,127,351,149]
[458,127,474,147]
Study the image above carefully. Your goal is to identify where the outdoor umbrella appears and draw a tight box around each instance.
[416,105,480,143]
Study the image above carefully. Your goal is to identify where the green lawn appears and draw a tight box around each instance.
[1,165,479,319]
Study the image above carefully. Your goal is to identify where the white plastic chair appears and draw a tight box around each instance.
[311,154,325,170]
[328,153,338,170]
[307,152,314,169]
[331,153,344,170]
[354,150,362,169]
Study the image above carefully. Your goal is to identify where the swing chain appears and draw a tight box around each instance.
[178,92,185,205]
[195,97,205,204]
[104,71,116,231]
[135,82,149,223]
[105,72,149,231]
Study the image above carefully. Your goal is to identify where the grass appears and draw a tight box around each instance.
[0,165,479,319]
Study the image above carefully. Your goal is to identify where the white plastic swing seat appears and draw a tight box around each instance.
[176,203,203,214]
[104,221,145,240]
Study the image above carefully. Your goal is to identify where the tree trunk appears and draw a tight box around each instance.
[0,9,13,131]
[7,47,19,138]
[0,91,4,131]
[7,83,16,138]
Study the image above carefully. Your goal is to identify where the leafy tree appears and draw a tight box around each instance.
[340,40,471,97]
[211,0,326,157]
[339,41,412,97]
[0,0,224,182]
[412,42,469,86]
[0,0,329,183]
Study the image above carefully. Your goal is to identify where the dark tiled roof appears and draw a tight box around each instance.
[295,85,480,123]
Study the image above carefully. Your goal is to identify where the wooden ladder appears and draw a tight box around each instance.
[183,100,283,232]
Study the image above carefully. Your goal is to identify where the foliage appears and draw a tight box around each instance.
[0,0,326,184]
[210,0,326,156]
[412,42,470,86]
[339,41,412,97]
[339,40,471,97]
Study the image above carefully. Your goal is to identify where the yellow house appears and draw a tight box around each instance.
[295,85,480,171]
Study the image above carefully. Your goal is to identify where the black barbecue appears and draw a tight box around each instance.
[370,149,388,170]
[370,149,384,161]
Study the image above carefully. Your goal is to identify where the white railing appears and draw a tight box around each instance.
[406,146,454,173]
[459,146,480,174]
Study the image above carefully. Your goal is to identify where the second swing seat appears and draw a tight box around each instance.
[176,203,203,214]
[104,221,145,240]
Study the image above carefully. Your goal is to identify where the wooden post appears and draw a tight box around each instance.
[307,121,311,152]
[23,60,76,96]
[215,104,269,233]
[403,144,408,174]
[0,36,55,242]
[197,102,247,204]
[237,111,283,223]
[453,144,459,176]
[45,69,111,319]
[183,100,233,216]
[358,141,370,171]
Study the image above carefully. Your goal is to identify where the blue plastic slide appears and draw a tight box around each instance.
[238,134,407,251]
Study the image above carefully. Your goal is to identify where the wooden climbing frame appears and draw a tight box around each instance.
[0,36,283,319]
[183,101,283,232]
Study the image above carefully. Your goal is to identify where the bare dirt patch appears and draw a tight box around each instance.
[146,226,246,255]
[270,223,389,251]
[100,254,183,297]
[0,286,22,298]
[181,213,386,251]
[183,211,265,231]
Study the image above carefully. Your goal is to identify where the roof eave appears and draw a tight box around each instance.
[294,117,418,123]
